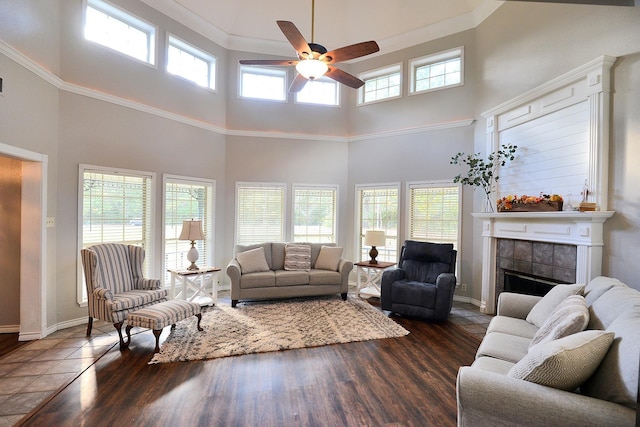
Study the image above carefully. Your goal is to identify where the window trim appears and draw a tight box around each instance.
[166,33,217,91]
[357,63,403,106]
[238,65,288,103]
[354,183,401,263]
[162,174,216,286]
[84,0,157,66]
[235,182,287,245]
[408,46,464,96]
[77,164,156,306]
[291,184,339,243]
[405,180,462,279]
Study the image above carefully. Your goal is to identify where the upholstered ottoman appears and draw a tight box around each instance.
[126,300,203,352]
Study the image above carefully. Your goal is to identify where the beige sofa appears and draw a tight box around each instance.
[457,276,639,426]
[226,242,353,307]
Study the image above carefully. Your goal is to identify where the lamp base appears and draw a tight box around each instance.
[186,243,200,271]
[368,246,379,264]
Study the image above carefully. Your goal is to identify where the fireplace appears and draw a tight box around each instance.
[473,211,614,314]
[503,270,566,297]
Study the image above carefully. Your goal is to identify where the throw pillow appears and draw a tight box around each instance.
[508,330,615,391]
[236,247,270,274]
[284,243,311,271]
[529,295,589,349]
[526,283,585,328]
[314,245,343,271]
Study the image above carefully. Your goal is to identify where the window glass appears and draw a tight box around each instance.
[79,165,154,303]
[240,66,287,101]
[164,176,215,283]
[84,0,155,64]
[236,183,286,245]
[293,186,337,242]
[410,47,463,94]
[296,79,339,106]
[356,185,399,262]
[167,36,216,89]
[358,64,402,105]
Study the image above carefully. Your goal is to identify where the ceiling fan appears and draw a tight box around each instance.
[239,0,380,92]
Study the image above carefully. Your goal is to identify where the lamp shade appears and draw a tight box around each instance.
[179,220,204,241]
[364,230,386,247]
[296,59,329,80]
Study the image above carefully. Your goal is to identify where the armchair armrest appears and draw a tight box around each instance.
[380,268,406,310]
[93,287,114,300]
[135,277,161,290]
[457,366,634,426]
[433,272,456,321]
[226,259,242,299]
[496,292,542,319]
[337,259,353,292]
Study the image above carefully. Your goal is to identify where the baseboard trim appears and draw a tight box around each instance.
[0,324,20,334]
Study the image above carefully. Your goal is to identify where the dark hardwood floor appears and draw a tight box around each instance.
[0,333,28,359]
[18,308,480,427]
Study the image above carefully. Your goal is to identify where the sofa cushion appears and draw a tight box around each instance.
[390,280,437,309]
[314,245,343,271]
[239,271,276,289]
[236,247,271,274]
[526,283,585,328]
[275,270,310,286]
[471,356,515,376]
[587,284,640,330]
[486,316,539,339]
[284,243,312,271]
[309,269,342,286]
[508,330,614,391]
[581,309,640,408]
[271,242,286,270]
[529,295,588,349]
[475,332,531,363]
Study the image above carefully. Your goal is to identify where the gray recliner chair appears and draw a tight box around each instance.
[380,240,457,322]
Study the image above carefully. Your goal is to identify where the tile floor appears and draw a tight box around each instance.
[0,297,491,427]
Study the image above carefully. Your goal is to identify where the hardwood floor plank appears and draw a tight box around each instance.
[20,308,480,427]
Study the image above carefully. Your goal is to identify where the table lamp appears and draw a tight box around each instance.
[364,230,386,264]
[179,219,204,270]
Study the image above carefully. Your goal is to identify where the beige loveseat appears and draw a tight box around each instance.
[226,242,353,307]
[457,276,639,426]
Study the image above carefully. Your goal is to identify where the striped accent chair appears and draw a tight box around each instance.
[81,243,168,348]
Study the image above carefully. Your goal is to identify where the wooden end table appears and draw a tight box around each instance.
[354,261,396,298]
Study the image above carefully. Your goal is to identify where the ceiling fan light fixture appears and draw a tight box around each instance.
[296,59,328,80]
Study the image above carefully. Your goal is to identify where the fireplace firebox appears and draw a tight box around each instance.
[503,270,568,297]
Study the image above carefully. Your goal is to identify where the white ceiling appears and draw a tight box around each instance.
[141,0,504,57]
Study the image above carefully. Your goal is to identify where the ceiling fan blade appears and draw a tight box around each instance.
[239,59,298,66]
[289,73,308,92]
[320,41,380,64]
[325,67,365,89]
[277,20,312,58]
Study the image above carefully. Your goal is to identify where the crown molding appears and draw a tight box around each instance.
[1,40,475,143]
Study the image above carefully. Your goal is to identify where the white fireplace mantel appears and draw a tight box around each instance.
[472,211,614,314]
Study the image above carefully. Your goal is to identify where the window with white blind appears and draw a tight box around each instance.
[78,165,155,303]
[356,184,400,262]
[407,181,461,250]
[292,185,338,243]
[163,176,215,283]
[84,0,156,65]
[236,182,286,245]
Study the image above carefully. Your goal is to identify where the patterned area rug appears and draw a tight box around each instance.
[149,296,409,364]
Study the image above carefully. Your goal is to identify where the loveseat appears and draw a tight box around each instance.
[456,276,639,426]
[226,242,353,307]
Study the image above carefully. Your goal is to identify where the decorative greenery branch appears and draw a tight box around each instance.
[450,144,518,205]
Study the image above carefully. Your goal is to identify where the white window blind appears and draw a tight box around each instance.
[164,176,215,283]
[356,185,399,262]
[236,183,285,245]
[79,165,154,303]
[408,183,460,249]
[293,186,337,243]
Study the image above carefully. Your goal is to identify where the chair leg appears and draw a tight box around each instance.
[341,292,347,301]
[86,317,94,336]
[114,321,129,350]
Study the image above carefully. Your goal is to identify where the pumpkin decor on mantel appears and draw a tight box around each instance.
[497,194,564,212]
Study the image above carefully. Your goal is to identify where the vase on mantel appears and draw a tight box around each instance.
[482,195,494,213]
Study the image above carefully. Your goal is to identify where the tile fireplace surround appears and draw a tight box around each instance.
[473,211,614,314]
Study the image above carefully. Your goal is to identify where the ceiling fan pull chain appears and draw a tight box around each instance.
[311,0,315,43]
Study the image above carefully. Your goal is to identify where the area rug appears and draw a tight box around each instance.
[149,296,409,364]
